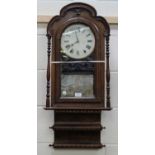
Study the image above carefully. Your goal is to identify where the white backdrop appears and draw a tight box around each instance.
[37,1,118,155]
[1,1,155,155]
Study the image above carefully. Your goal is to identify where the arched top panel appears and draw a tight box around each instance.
[47,3,110,36]
[55,18,100,40]
[60,2,97,17]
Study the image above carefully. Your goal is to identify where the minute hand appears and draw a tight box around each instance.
[75,31,79,43]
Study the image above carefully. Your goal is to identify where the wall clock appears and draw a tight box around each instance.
[45,3,111,149]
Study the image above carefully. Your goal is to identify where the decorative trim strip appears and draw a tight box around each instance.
[44,107,112,111]
[50,60,105,64]
[50,143,105,148]
[106,35,111,109]
[54,109,101,113]
[52,124,103,131]
[37,15,118,24]
[46,34,51,107]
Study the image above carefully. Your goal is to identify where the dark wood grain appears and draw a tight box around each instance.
[45,2,111,149]
[46,34,51,107]
[47,3,110,109]
[106,35,111,108]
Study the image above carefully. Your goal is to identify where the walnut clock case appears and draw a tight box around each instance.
[45,3,111,149]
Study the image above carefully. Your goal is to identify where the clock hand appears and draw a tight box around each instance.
[75,31,79,43]
[70,40,79,46]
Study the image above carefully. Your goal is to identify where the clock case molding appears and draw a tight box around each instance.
[45,3,111,148]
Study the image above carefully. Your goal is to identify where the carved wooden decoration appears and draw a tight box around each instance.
[45,3,111,149]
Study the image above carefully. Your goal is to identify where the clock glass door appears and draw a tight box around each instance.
[60,24,96,99]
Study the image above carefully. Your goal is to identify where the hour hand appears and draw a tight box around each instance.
[70,40,78,46]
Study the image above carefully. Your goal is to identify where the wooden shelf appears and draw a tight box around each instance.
[44,107,112,111]
[52,124,103,131]
[52,143,105,149]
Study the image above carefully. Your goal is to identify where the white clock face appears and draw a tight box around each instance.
[61,24,95,59]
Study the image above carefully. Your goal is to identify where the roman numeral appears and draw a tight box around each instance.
[66,45,70,49]
[76,51,80,55]
[83,50,87,53]
[64,40,69,43]
[86,34,91,37]
[70,49,74,53]
[86,45,91,50]
[66,34,70,37]
[87,40,92,43]
[77,27,80,32]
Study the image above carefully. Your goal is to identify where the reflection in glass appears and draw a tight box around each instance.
[61,74,94,98]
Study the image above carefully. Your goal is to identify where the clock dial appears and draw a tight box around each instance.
[61,24,95,59]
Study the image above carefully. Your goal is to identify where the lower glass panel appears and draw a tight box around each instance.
[61,74,94,98]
